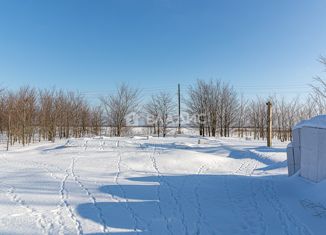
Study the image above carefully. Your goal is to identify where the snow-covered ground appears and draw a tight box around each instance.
[0,136,325,235]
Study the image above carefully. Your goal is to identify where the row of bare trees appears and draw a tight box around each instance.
[145,92,175,137]
[186,80,237,137]
[0,87,103,148]
[99,85,177,137]
[100,84,140,137]
[185,77,326,140]
[1,68,326,145]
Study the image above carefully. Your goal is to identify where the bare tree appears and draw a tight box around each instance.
[39,89,56,141]
[100,84,140,136]
[145,92,175,137]
[298,97,316,120]
[186,80,210,136]
[219,83,239,137]
[309,56,326,114]
[237,94,248,138]
[15,87,37,146]
[158,93,175,137]
[145,95,160,135]
[89,106,103,136]
[186,79,239,137]
[247,97,266,140]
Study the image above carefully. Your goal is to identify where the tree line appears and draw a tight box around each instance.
[0,87,103,148]
[184,77,326,141]
[1,59,326,147]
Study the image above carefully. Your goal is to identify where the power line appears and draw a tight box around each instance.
[80,82,313,102]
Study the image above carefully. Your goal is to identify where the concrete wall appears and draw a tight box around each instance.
[287,144,295,176]
[287,128,301,176]
[300,127,326,182]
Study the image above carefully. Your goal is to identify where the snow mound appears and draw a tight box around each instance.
[294,115,326,129]
[132,136,151,140]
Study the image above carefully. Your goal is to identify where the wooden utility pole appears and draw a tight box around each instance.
[177,83,181,134]
[266,101,272,147]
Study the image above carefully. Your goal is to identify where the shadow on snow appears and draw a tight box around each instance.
[77,173,288,235]
[77,143,288,234]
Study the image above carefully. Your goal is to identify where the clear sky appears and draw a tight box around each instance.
[0,0,326,102]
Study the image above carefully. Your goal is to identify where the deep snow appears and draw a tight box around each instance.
[0,136,325,235]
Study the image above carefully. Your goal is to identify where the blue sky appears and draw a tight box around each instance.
[0,0,326,102]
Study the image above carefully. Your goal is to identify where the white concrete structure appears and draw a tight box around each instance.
[288,115,326,182]
[287,128,302,176]
[287,143,301,176]
[301,126,326,182]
